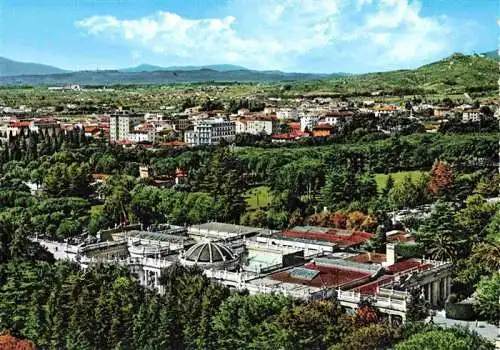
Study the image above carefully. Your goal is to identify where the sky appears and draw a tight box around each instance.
[0,0,497,73]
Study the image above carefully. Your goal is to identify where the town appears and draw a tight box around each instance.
[1,89,497,148]
[0,76,498,349]
[0,0,499,348]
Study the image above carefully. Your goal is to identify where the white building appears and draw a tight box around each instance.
[184,118,236,146]
[235,119,248,134]
[373,105,398,117]
[462,109,482,122]
[276,108,298,120]
[247,118,279,135]
[237,108,250,116]
[109,111,144,142]
[127,130,155,143]
[236,117,280,135]
[323,111,354,126]
[263,107,277,115]
[300,115,320,131]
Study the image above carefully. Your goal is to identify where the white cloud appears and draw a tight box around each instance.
[75,0,452,71]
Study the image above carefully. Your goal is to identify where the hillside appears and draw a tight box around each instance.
[291,53,498,96]
[0,57,68,76]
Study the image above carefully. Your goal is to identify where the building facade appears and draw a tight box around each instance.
[276,108,298,120]
[462,109,482,122]
[300,115,320,131]
[184,118,236,146]
[109,111,144,142]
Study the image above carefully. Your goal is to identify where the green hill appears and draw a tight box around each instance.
[292,53,498,96]
[0,57,68,76]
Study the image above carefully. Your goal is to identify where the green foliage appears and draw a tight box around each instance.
[417,201,465,262]
[270,300,349,349]
[320,168,377,210]
[212,293,295,349]
[445,301,476,321]
[331,323,399,350]
[395,326,494,350]
[387,173,430,209]
[473,273,500,324]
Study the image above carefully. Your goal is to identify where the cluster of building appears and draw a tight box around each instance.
[0,97,497,146]
[39,221,452,323]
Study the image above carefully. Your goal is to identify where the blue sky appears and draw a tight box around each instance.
[0,0,497,73]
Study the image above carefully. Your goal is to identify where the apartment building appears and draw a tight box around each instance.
[109,111,144,142]
[236,116,280,135]
[184,118,235,146]
[300,115,320,131]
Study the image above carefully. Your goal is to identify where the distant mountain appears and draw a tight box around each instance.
[0,69,329,86]
[119,64,165,73]
[120,63,248,73]
[0,52,496,89]
[481,50,499,61]
[0,57,68,76]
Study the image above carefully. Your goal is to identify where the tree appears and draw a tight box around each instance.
[395,328,494,350]
[212,294,295,350]
[454,195,496,241]
[417,201,464,262]
[383,174,395,197]
[0,335,36,350]
[473,273,500,324]
[270,300,348,350]
[429,160,453,198]
[332,324,398,350]
[354,299,379,326]
[406,288,429,322]
[102,175,136,225]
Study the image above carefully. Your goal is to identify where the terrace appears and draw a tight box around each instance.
[270,257,381,290]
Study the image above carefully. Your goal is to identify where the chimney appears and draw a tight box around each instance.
[386,243,396,266]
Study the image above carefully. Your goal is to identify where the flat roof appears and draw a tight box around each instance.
[259,231,337,247]
[189,222,268,235]
[271,261,372,289]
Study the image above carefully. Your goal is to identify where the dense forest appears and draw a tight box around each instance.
[0,260,495,350]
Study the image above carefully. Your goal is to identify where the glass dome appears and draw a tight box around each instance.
[180,242,238,270]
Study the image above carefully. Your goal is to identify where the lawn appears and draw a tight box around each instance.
[375,170,426,191]
[245,186,272,211]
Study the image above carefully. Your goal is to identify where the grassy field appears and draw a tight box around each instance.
[245,186,272,211]
[375,171,426,191]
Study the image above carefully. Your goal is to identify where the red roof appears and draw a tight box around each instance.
[282,227,374,248]
[355,275,395,294]
[163,140,185,147]
[9,121,30,127]
[313,125,333,131]
[116,140,133,145]
[387,231,415,243]
[325,111,354,117]
[92,173,110,181]
[175,168,187,177]
[386,259,430,274]
[272,133,295,140]
[271,261,372,289]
